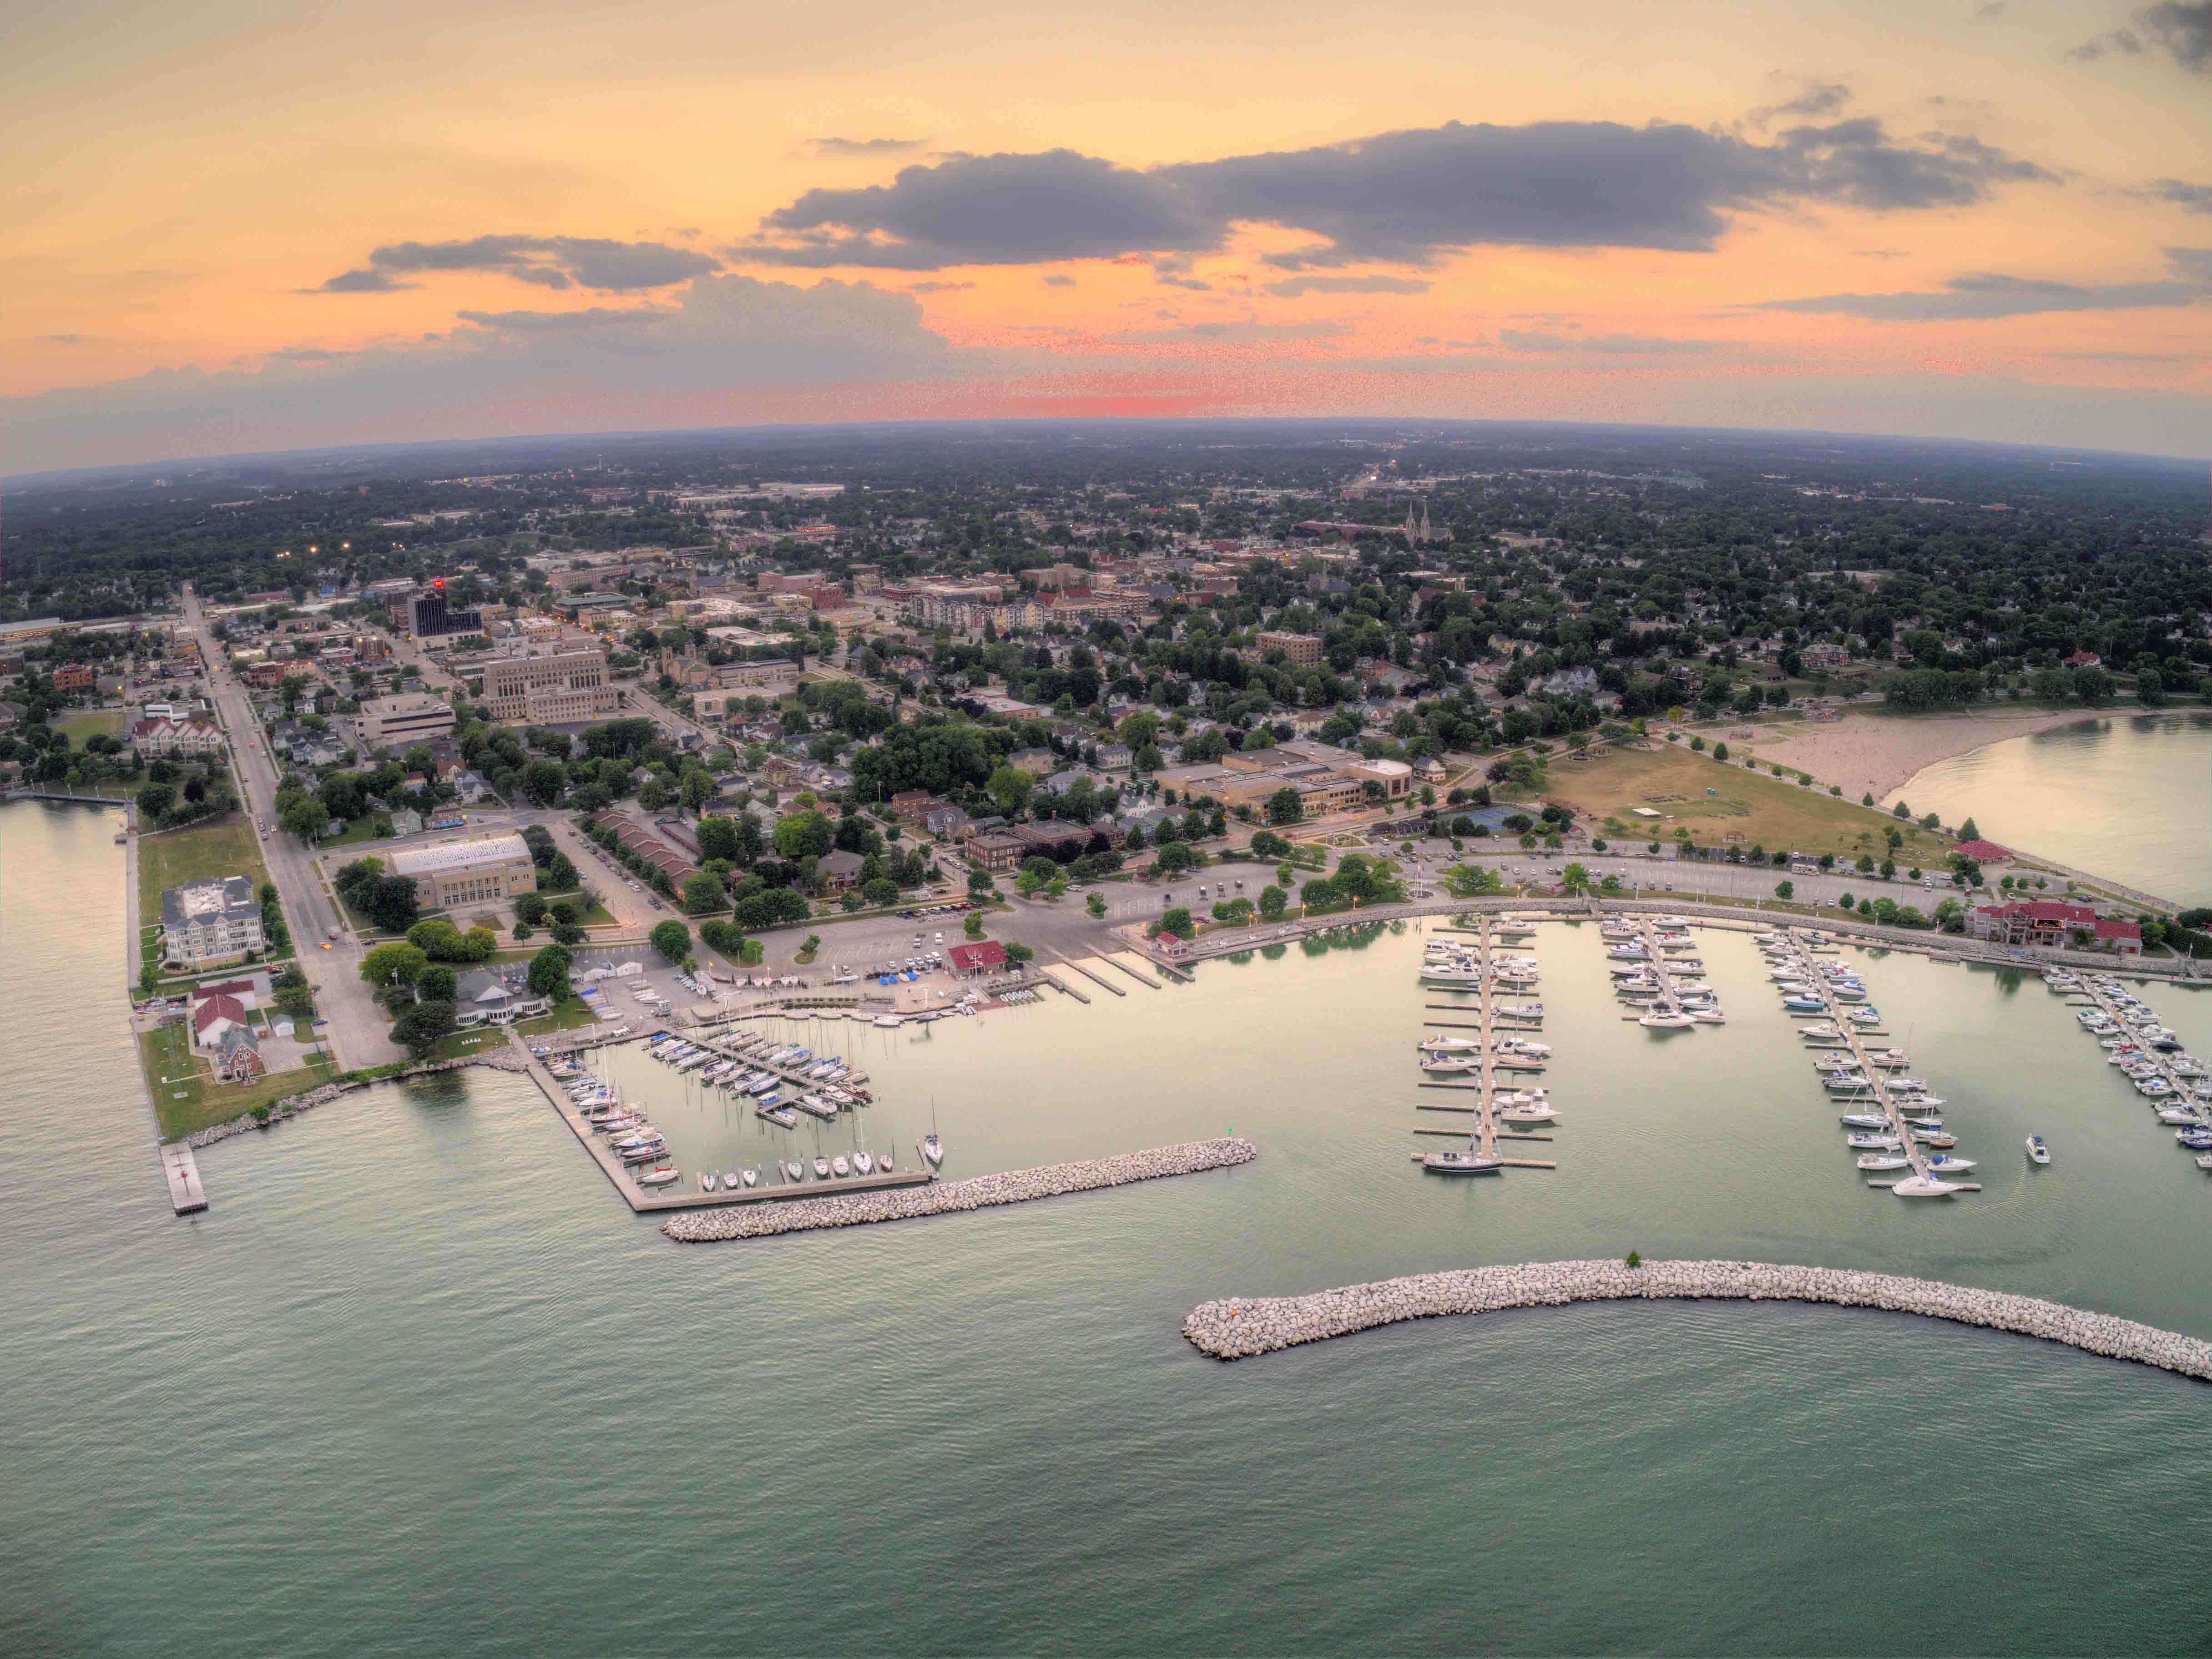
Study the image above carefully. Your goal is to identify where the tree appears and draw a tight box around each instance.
[1560,861,1592,893]
[637,775,673,812]
[681,872,727,915]
[390,999,458,1056]
[1086,892,1107,918]
[1775,880,1794,900]
[416,963,458,1003]
[772,809,834,861]
[360,942,428,989]
[1002,941,1035,966]
[1266,786,1303,825]
[985,763,1035,817]
[1712,742,1730,761]
[697,814,740,863]
[520,759,566,807]
[135,781,175,820]
[863,876,899,907]
[964,910,985,939]
[281,795,329,842]
[680,768,715,812]
[272,965,316,1020]
[1959,817,1980,842]
[1159,907,1195,940]
[1153,840,1199,877]
[1258,883,1288,918]
[526,943,574,1000]
[516,891,549,925]
[651,918,692,961]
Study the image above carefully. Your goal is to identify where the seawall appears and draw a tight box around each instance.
[664,1136,1258,1242]
[1182,1259,2212,1381]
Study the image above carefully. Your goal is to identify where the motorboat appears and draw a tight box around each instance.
[1925,1154,1977,1176]
[637,1166,680,1187]
[1846,1132,1904,1150]
[922,1133,944,1167]
[1638,1006,1697,1030]
[2177,1129,2212,1150]
[2025,1135,2051,1165]
[1418,1035,1482,1054]
[1423,1148,1505,1175]
[813,1156,832,1178]
[1856,1153,1911,1170]
[757,1106,799,1128]
[782,1160,804,1183]
[1798,1023,1842,1042]
[700,1172,718,1192]
[1909,1128,1958,1148]
[1781,996,1827,1014]
[879,1146,894,1170]
[832,1154,851,1178]
[1892,1174,1962,1198]
[1496,1100,1558,1123]
[1420,1055,1480,1074]
[1860,1049,1909,1068]
[740,1167,758,1188]
[1847,1007,1881,1026]
[1838,1113,1890,1130]
[2154,1107,2206,1125]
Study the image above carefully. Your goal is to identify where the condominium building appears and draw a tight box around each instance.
[1255,630,1324,666]
[359,693,457,750]
[483,646,616,726]
[387,834,536,912]
[159,875,265,969]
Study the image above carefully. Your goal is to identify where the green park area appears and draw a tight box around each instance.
[1533,743,1948,865]
[54,707,127,745]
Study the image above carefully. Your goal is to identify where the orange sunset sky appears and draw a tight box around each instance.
[5,0,2212,470]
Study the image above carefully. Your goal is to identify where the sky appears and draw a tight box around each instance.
[6,0,2212,473]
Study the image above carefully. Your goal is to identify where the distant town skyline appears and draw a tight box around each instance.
[7,0,2212,470]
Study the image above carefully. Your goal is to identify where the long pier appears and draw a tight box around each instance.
[2069,974,2205,1128]
[676,1029,871,1092]
[161,1142,207,1214]
[1781,930,1975,1195]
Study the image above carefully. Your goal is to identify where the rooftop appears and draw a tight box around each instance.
[388,833,530,876]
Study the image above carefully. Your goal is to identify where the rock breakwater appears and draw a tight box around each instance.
[664,1136,1257,1243]
[1183,1259,2212,1382]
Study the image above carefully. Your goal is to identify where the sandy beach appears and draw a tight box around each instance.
[1737,707,2094,807]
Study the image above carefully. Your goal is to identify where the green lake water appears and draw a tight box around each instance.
[8,799,2212,1654]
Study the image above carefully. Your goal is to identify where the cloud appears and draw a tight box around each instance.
[2071,2,2212,69]
[1976,1,2007,19]
[316,235,722,294]
[2,275,1002,474]
[813,136,929,156]
[1499,328,1725,354]
[906,279,976,292]
[1747,81,1854,126]
[2141,178,2212,212]
[1754,252,2212,318]
[1042,274,1076,287]
[35,333,87,345]
[1109,318,1352,343]
[313,267,415,294]
[734,116,2054,272]
[1263,274,1432,297]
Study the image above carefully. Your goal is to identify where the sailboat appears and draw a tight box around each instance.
[922,1096,945,1168]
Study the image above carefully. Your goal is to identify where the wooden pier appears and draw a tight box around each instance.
[1060,958,1126,997]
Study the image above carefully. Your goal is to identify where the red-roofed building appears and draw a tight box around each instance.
[2063,650,2102,669]
[1969,899,2141,955]
[1954,839,2011,862]
[192,991,249,1046]
[947,940,1008,977]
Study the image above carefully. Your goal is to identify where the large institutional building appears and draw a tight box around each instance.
[388,834,536,912]
[359,693,458,750]
[483,646,617,726]
[159,875,266,969]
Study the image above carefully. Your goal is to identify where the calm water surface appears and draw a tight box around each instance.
[1890,711,2212,903]
[7,800,2212,1654]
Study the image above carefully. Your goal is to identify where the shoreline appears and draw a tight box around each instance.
[1740,707,2101,807]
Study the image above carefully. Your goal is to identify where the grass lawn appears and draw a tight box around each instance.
[1535,743,1948,864]
[424,1025,508,1062]
[55,707,127,745]
[516,996,602,1036]
[138,1023,338,1141]
[137,814,272,923]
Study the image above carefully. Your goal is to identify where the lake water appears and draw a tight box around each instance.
[10,798,2212,1654]
[1889,711,2212,906]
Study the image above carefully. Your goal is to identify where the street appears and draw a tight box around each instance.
[182,585,404,1068]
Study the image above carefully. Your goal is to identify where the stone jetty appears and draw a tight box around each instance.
[180,1049,528,1149]
[1182,1259,2212,1382]
[664,1136,1257,1243]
